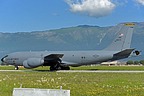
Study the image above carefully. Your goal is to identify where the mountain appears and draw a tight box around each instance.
[0,22,144,61]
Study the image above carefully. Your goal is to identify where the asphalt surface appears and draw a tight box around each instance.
[57,70,144,73]
[1,70,144,73]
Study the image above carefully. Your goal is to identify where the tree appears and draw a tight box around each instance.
[140,60,144,65]
[126,60,134,65]
[134,61,139,65]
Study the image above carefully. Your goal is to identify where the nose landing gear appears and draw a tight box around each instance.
[15,66,19,70]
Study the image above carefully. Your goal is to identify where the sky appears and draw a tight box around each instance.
[0,0,144,32]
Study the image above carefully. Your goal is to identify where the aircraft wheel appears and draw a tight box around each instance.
[15,66,19,70]
[50,63,62,71]
[50,66,54,71]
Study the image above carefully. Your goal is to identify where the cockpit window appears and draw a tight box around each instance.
[1,55,8,62]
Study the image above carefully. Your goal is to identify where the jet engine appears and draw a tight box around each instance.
[133,50,141,56]
[134,50,141,56]
[23,58,44,69]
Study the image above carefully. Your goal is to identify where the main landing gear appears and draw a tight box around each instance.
[50,63,70,71]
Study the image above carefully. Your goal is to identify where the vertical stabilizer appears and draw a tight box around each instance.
[104,23,135,51]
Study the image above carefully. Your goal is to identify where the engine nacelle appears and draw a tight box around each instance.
[132,50,141,56]
[130,50,141,58]
[134,50,140,56]
[23,58,44,69]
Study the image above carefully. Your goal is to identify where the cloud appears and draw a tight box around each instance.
[135,0,144,5]
[113,0,128,6]
[65,0,116,18]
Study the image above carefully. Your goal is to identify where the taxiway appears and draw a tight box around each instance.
[1,70,144,73]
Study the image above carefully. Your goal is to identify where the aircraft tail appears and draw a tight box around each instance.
[104,23,135,51]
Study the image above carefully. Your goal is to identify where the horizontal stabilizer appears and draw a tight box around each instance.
[112,49,134,60]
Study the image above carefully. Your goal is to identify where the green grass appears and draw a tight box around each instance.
[71,65,144,71]
[2,65,144,71]
[1,66,144,96]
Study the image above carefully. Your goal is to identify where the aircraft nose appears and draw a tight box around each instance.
[1,55,8,62]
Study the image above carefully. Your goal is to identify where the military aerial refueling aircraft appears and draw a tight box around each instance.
[1,23,137,71]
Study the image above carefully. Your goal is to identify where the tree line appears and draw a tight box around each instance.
[126,60,144,65]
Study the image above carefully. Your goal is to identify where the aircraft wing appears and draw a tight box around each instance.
[44,54,64,62]
[45,54,64,58]
[44,54,78,67]
[112,49,134,60]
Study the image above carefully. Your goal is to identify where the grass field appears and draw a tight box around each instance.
[2,65,144,71]
[1,66,144,96]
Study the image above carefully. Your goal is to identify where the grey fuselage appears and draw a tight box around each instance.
[5,50,116,67]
